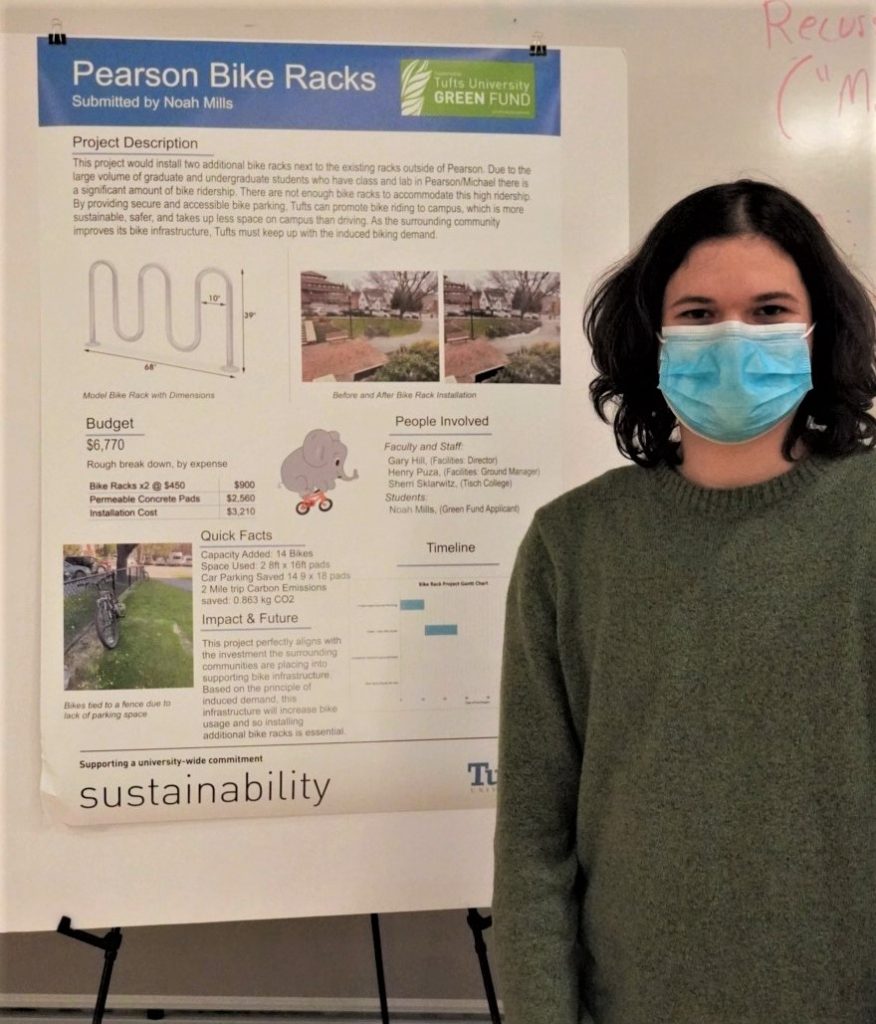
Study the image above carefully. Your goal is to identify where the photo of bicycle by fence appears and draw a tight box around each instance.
[63,543,194,691]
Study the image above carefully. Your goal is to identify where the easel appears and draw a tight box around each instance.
[58,909,500,1024]
[56,918,123,1024]
[371,910,500,1024]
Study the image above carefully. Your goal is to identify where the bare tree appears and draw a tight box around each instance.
[486,270,559,314]
[368,270,437,314]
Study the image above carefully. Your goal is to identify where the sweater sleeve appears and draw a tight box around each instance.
[492,516,590,1024]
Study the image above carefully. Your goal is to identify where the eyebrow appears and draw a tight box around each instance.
[669,295,715,307]
[752,291,801,303]
[669,290,801,308]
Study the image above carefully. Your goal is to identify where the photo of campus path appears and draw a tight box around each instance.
[301,270,439,382]
[443,270,561,383]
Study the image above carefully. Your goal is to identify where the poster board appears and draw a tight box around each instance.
[1,26,628,930]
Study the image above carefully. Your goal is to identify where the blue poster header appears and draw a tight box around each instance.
[38,38,560,136]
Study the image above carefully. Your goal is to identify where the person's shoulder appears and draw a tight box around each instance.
[822,447,876,487]
[543,462,650,511]
[848,446,876,472]
[514,464,654,571]
[533,462,652,535]
[823,448,876,515]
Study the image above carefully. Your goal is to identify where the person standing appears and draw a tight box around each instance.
[492,180,876,1023]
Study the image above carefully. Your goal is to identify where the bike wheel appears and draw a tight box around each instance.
[296,501,310,515]
[95,599,119,649]
[318,497,333,511]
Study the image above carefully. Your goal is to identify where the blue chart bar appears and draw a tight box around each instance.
[351,579,499,709]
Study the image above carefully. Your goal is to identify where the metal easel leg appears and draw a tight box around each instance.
[466,909,501,1023]
[370,912,390,1024]
[56,916,123,1024]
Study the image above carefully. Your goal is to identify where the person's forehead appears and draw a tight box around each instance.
[668,235,805,291]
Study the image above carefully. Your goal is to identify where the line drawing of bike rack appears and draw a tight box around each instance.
[88,260,239,373]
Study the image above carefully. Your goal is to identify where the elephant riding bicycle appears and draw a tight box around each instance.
[280,428,359,514]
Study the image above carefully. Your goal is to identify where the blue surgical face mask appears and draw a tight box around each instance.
[657,320,814,445]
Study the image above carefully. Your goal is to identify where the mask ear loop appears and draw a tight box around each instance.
[655,334,684,446]
[802,324,824,432]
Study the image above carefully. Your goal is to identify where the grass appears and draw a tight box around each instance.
[79,579,194,690]
[444,316,536,337]
[325,316,421,338]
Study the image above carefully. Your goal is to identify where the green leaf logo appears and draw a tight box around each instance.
[401,60,432,116]
[399,59,536,120]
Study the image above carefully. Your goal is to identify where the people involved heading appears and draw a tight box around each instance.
[492,179,876,1024]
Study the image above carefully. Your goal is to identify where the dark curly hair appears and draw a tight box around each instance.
[584,179,876,466]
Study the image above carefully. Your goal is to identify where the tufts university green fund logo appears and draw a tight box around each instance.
[400,59,535,119]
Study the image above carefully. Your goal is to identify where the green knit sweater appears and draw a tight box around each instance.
[492,450,876,1024]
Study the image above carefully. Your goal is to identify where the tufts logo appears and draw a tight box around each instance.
[400,59,535,120]
[468,761,498,788]
[401,60,432,116]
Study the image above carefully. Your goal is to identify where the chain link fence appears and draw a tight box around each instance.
[63,566,148,652]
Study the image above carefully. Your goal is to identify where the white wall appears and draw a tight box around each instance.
[3,0,873,1000]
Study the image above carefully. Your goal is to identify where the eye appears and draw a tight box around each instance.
[677,307,714,321]
[755,303,791,318]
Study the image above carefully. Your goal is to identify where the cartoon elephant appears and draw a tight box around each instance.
[280,429,359,499]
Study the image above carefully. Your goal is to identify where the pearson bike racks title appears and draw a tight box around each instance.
[71,60,378,93]
[38,39,561,135]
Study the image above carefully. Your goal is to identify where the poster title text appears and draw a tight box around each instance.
[72,61,378,92]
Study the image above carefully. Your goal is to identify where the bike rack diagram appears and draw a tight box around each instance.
[88,261,239,373]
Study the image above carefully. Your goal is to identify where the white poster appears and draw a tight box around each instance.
[38,36,627,825]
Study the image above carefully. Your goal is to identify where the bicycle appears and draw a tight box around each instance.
[94,571,125,649]
[295,490,333,515]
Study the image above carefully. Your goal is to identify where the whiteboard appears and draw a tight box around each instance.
[3,0,875,933]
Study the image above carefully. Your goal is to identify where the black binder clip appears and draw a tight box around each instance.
[529,32,547,57]
[48,18,67,45]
